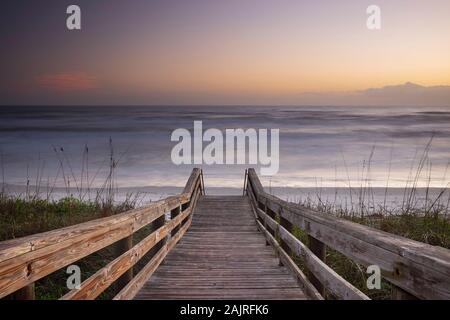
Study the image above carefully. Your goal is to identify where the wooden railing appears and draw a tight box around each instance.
[0,168,204,300]
[245,168,450,300]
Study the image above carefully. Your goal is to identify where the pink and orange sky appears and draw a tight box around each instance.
[1,0,450,105]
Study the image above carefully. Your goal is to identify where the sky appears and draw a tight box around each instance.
[1,0,450,105]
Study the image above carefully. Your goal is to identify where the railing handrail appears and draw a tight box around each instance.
[0,168,203,300]
[246,168,450,300]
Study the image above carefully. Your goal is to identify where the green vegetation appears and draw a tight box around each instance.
[290,207,450,300]
[0,193,139,242]
[350,214,450,248]
[0,195,102,241]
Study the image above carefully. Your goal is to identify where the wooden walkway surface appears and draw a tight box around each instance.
[134,195,306,300]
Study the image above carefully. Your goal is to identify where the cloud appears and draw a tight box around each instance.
[296,82,450,107]
[35,72,98,92]
[357,82,450,106]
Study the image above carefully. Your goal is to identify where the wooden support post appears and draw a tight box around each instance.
[279,213,293,265]
[308,235,326,296]
[263,203,270,246]
[391,285,418,300]
[243,169,248,196]
[115,235,133,290]
[265,207,276,237]
[154,214,168,265]
[200,171,206,195]
[12,283,35,300]
[181,201,190,227]
[171,206,181,236]
[149,214,167,256]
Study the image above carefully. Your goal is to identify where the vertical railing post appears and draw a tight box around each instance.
[307,235,326,296]
[171,205,181,236]
[263,201,270,246]
[243,169,248,196]
[265,206,277,239]
[278,207,293,265]
[115,235,133,290]
[200,170,206,195]
[182,196,191,216]
[391,285,417,300]
[12,283,35,300]
[151,214,167,253]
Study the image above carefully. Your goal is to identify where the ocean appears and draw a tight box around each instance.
[1,105,449,210]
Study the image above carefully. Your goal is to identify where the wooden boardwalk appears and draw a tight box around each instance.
[1,168,450,300]
[135,196,306,299]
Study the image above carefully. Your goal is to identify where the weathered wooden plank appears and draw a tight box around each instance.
[183,168,202,195]
[114,217,193,300]
[0,222,133,299]
[153,269,296,276]
[308,235,326,295]
[247,186,323,300]
[113,186,202,300]
[254,220,323,300]
[255,207,369,300]
[136,288,306,300]
[61,205,194,300]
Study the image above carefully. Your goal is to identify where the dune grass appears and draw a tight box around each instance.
[0,194,141,242]
[289,185,450,300]
[290,212,450,300]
